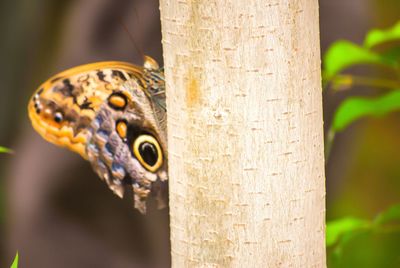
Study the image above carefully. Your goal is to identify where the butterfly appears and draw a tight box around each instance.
[28,56,167,214]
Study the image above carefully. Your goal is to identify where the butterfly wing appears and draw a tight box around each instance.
[28,59,168,213]
[28,61,146,158]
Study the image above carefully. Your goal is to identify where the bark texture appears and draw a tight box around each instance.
[160,0,326,267]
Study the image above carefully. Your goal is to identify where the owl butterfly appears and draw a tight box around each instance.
[28,56,167,214]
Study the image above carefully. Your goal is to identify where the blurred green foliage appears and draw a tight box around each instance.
[324,21,400,135]
[324,20,400,267]
[365,22,400,49]
[10,252,18,268]
[0,146,11,225]
[0,146,13,154]
[326,217,370,247]
[323,40,397,81]
[324,22,400,82]
[327,204,400,266]
[333,90,400,132]
[1,145,18,265]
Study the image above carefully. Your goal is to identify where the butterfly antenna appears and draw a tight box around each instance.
[118,18,144,63]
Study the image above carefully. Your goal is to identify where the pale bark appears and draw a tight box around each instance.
[160,0,325,267]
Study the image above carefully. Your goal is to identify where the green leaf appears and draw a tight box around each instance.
[326,217,370,247]
[374,204,400,225]
[10,252,18,268]
[364,21,400,48]
[0,146,13,154]
[323,41,397,81]
[332,90,400,132]
[381,47,400,62]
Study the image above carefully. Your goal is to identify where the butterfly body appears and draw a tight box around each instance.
[28,57,167,213]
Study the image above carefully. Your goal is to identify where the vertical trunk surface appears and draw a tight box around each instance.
[160,0,325,267]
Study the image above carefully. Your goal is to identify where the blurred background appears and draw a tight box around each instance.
[0,0,399,267]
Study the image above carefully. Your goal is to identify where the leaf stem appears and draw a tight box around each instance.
[330,74,400,91]
[325,128,336,163]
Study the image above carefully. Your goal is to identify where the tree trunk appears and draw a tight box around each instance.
[159,0,326,267]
